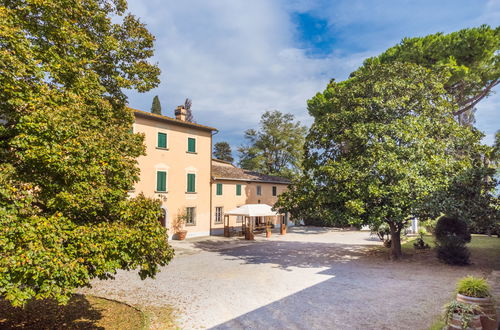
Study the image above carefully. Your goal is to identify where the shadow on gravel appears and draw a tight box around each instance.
[193,240,374,271]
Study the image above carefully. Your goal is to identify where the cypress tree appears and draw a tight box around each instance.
[151,95,162,115]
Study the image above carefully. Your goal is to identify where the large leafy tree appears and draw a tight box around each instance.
[238,110,307,178]
[213,141,234,163]
[358,25,500,124]
[297,62,482,259]
[0,0,173,306]
[151,95,162,115]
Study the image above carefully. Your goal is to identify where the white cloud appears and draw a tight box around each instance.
[124,0,372,147]
[124,0,499,149]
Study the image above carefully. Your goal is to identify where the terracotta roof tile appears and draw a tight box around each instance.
[212,163,290,184]
[131,108,217,132]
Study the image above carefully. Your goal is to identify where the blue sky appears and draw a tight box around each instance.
[125,0,499,157]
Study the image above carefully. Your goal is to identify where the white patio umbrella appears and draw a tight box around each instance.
[225,204,278,217]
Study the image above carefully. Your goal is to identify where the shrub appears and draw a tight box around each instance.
[436,236,470,265]
[435,216,471,243]
[456,276,491,298]
[413,229,430,250]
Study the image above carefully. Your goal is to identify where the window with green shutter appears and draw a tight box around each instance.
[157,132,167,148]
[216,183,223,195]
[187,137,196,152]
[187,173,196,192]
[236,184,241,196]
[272,186,277,196]
[156,171,167,192]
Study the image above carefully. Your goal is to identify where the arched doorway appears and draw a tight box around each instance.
[159,206,169,228]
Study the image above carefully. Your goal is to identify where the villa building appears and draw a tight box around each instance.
[130,106,290,239]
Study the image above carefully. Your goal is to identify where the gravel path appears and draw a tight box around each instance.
[81,227,489,329]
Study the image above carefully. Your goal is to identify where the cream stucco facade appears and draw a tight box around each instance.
[131,108,215,238]
[130,107,290,239]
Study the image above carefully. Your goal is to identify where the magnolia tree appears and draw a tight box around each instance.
[0,0,174,306]
[279,62,483,259]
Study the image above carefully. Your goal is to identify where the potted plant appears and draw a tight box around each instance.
[265,220,272,238]
[443,300,482,330]
[413,229,430,250]
[456,276,497,330]
[173,212,188,240]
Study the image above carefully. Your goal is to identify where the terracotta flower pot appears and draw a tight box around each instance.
[177,230,187,240]
[457,293,498,330]
[266,230,271,238]
[447,313,482,330]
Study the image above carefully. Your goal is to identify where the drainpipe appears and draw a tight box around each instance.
[209,129,219,236]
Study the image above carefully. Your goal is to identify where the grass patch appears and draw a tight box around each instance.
[141,305,179,329]
[0,294,145,329]
[401,234,500,270]
[428,318,446,330]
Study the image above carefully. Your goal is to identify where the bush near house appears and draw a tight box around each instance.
[434,216,472,265]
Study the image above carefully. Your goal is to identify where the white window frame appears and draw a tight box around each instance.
[156,128,169,150]
[154,164,169,193]
[186,207,196,225]
[214,207,223,224]
[187,136,197,153]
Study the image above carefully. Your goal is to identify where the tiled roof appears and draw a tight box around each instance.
[212,161,291,184]
[132,108,218,132]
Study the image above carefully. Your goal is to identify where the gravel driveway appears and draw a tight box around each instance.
[82,227,487,329]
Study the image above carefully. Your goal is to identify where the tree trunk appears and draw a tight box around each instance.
[388,222,402,260]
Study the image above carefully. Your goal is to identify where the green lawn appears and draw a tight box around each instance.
[401,234,500,270]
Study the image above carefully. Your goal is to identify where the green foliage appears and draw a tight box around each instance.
[370,223,391,241]
[0,0,173,306]
[435,216,472,243]
[238,110,307,178]
[359,25,500,120]
[275,174,350,227]
[421,166,499,234]
[213,142,234,163]
[443,300,481,329]
[301,62,482,259]
[151,95,162,115]
[436,236,471,265]
[456,276,491,298]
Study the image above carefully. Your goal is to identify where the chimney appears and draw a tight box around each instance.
[175,105,187,121]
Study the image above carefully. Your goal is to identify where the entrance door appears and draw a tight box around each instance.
[159,207,168,228]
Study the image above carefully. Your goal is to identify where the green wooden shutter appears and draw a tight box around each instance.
[236,184,241,196]
[156,171,167,192]
[157,132,167,148]
[272,186,277,196]
[188,138,196,152]
[216,183,223,195]
[187,173,196,192]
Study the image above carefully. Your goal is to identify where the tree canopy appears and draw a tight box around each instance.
[238,110,306,178]
[151,95,162,115]
[282,62,483,259]
[213,142,234,163]
[0,0,173,306]
[356,25,500,123]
